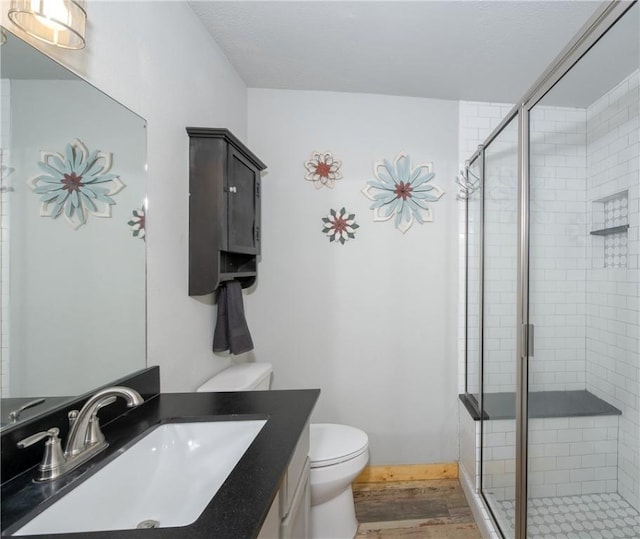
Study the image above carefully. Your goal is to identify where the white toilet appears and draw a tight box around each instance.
[196,362,369,539]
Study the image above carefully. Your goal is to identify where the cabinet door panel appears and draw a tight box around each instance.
[227,146,259,254]
[281,460,310,539]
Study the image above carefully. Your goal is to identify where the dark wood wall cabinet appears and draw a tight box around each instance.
[187,127,267,296]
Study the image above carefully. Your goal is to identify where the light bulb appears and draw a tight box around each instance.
[31,0,68,32]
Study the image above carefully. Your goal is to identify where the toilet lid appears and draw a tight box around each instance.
[309,423,369,468]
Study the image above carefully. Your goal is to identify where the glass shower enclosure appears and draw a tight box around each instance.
[462,2,639,538]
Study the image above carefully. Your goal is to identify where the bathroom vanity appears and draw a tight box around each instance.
[0,367,319,538]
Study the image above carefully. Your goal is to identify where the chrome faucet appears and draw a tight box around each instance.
[65,387,143,456]
[17,386,143,482]
[8,398,46,423]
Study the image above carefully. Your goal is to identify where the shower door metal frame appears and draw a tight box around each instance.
[474,110,519,537]
[515,103,529,539]
[467,2,638,538]
[464,152,484,405]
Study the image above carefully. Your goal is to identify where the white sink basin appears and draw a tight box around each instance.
[13,419,267,535]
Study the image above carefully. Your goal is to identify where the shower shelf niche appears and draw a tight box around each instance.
[590,224,629,236]
[591,190,629,268]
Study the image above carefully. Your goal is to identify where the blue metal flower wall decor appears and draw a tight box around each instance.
[322,207,359,244]
[28,139,125,229]
[362,152,444,233]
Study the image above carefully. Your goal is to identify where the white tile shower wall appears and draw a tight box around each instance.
[459,402,502,539]
[458,102,515,163]
[459,400,480,490]
[529,106,588,392]
[1,79,10,397]
[586,70,640,511]
[483,415,619,502]
[458,101,513,395]
[459,102,590,394]
[483,119,519,394]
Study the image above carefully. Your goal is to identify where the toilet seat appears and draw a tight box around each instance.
[309,423,369,468]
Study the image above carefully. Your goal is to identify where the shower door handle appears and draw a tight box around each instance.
[522,324,534,357]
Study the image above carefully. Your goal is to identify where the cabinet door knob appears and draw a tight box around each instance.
[228,186,237,193]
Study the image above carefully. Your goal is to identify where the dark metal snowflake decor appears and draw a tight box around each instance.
[322,207,359,245]
[128,206,146,240]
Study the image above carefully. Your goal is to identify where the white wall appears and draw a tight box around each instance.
[247,88,459,465]
[0,1,248,391]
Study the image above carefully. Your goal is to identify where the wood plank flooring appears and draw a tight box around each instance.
[353,479,482,538]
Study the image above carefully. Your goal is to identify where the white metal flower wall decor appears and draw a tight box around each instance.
[455,167,480,201]
[362,152,444,233]
[304,151,343,189]
[322,207,359,244]
[28,139,125,229]
[128,206,146,240]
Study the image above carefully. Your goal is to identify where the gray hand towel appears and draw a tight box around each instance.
[212,280,254,355]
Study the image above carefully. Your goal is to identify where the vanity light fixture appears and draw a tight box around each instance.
[8,0,86,49]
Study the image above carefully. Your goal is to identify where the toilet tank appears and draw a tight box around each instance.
[196,362,273,392]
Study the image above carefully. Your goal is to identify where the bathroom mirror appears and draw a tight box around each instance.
[0,30,147,429]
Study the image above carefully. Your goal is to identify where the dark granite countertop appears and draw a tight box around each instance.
[1,388,320,539]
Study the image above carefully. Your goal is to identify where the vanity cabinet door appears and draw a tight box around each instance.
[280,459,310,539]
[187,127,266,295]
[227,145,260,255]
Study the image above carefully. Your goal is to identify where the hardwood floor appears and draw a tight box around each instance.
[353,479,482,538]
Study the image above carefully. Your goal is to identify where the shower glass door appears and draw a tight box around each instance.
[481,115,519,538]
[526,4,639,537]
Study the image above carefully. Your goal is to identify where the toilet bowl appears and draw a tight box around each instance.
[309,423,369,538]
[196,362,369,539]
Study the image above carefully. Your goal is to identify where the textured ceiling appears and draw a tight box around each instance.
[189,1,609,104]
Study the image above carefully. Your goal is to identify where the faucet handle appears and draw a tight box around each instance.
[68,409,79,429]
[17,427,61,448]
[8,398,46,423]
[17,428,66,482]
